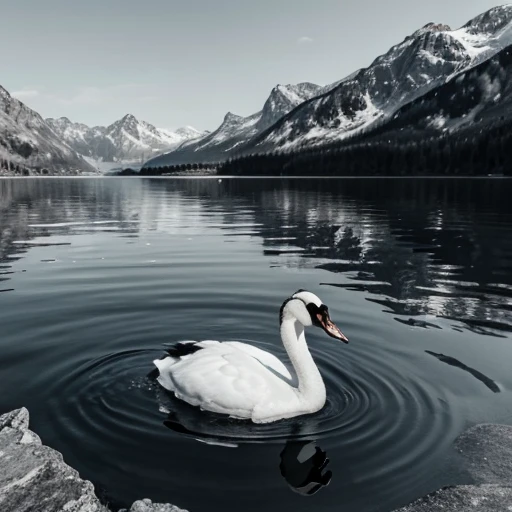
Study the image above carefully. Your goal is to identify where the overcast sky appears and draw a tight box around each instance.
[0,0,504,131]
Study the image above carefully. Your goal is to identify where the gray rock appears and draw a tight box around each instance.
[395,423,512,511]
[5,406,510,512]
[123,498,187,512]
[0,408,187,512]
[0,407,30,430]
[396,485,512,511]
[0,408,108,512]
[455,423,512,484]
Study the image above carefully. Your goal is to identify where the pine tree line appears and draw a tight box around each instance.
[139,162,219,176]
[0,158,33,176]
[217,118,512,176]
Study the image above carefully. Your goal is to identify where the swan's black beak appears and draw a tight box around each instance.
[317,310,349,344]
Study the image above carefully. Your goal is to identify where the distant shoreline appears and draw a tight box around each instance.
[1,175,511,180]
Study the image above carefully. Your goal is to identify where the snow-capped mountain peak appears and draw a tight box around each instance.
[143,82,321,167]
[121,113,136,121]
[223,112,243,123]
[413,22,452,36]
[141,4,512,169]
[46,114,206,164]
[174,126,204,139]
[260,82,322,128]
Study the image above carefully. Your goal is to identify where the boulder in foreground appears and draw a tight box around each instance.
[0,408,187,512]
[122,498,187,512]
[0,407,107,512]
[396,484,512,511]
[396,423,512,511]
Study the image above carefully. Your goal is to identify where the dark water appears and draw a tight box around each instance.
[1,177,511,512]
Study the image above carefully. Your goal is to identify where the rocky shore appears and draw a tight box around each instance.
[0,408,186,512]
[396,423,512,511]
[1,408,511,511]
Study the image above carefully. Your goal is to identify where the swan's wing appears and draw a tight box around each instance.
[162,340,220,361]
[154,343,291,418]
[160,340,292,381]
[223,342,293,382]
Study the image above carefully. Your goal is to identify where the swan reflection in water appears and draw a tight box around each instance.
[159,395,332,496]
[279,440,332,495]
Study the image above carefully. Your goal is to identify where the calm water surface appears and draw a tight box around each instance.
[1,177,511,512]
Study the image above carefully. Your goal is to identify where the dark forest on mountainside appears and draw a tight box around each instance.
[216,119,512,176]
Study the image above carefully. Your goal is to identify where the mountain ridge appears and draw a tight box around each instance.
[46,115,205,165]
[217,39,512,177]
[0,86,96,175]
[360,41,512,141]
[143,82,322,167]
[241,4,512,153]
[141,3,512,168]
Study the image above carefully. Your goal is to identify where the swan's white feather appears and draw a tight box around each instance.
[154,341,300,422]
[222,341,292,381]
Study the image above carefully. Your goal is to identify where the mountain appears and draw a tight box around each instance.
[361,43,512,140]
[143,82,322,167]
[240,5,512,154]
[0,86,96,176]
[46,115,205,164]
[219,39,512,177]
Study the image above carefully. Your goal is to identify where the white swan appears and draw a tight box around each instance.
[153,290,349,424]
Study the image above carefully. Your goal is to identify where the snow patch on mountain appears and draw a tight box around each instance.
[369,42,512,140]
[449,29,492,59]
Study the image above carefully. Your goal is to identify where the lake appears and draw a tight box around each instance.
[1,177,511,512]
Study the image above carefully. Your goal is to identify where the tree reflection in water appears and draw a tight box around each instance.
[155,178,512,337]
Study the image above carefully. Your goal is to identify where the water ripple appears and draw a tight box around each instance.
[41,336,455,508]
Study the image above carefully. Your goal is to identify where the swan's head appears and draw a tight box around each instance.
[280,289,349,344]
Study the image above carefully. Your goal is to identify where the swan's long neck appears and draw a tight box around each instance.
[280,318,326,407]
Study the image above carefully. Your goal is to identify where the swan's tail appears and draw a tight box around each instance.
[150,341,203,389]
[153,356,178,373]
[152,356,180,392]
[147,349,179,379]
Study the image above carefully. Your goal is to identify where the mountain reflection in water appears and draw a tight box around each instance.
[1,178,511,337]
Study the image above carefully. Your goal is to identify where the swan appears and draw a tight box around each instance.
[153,290,349,424]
